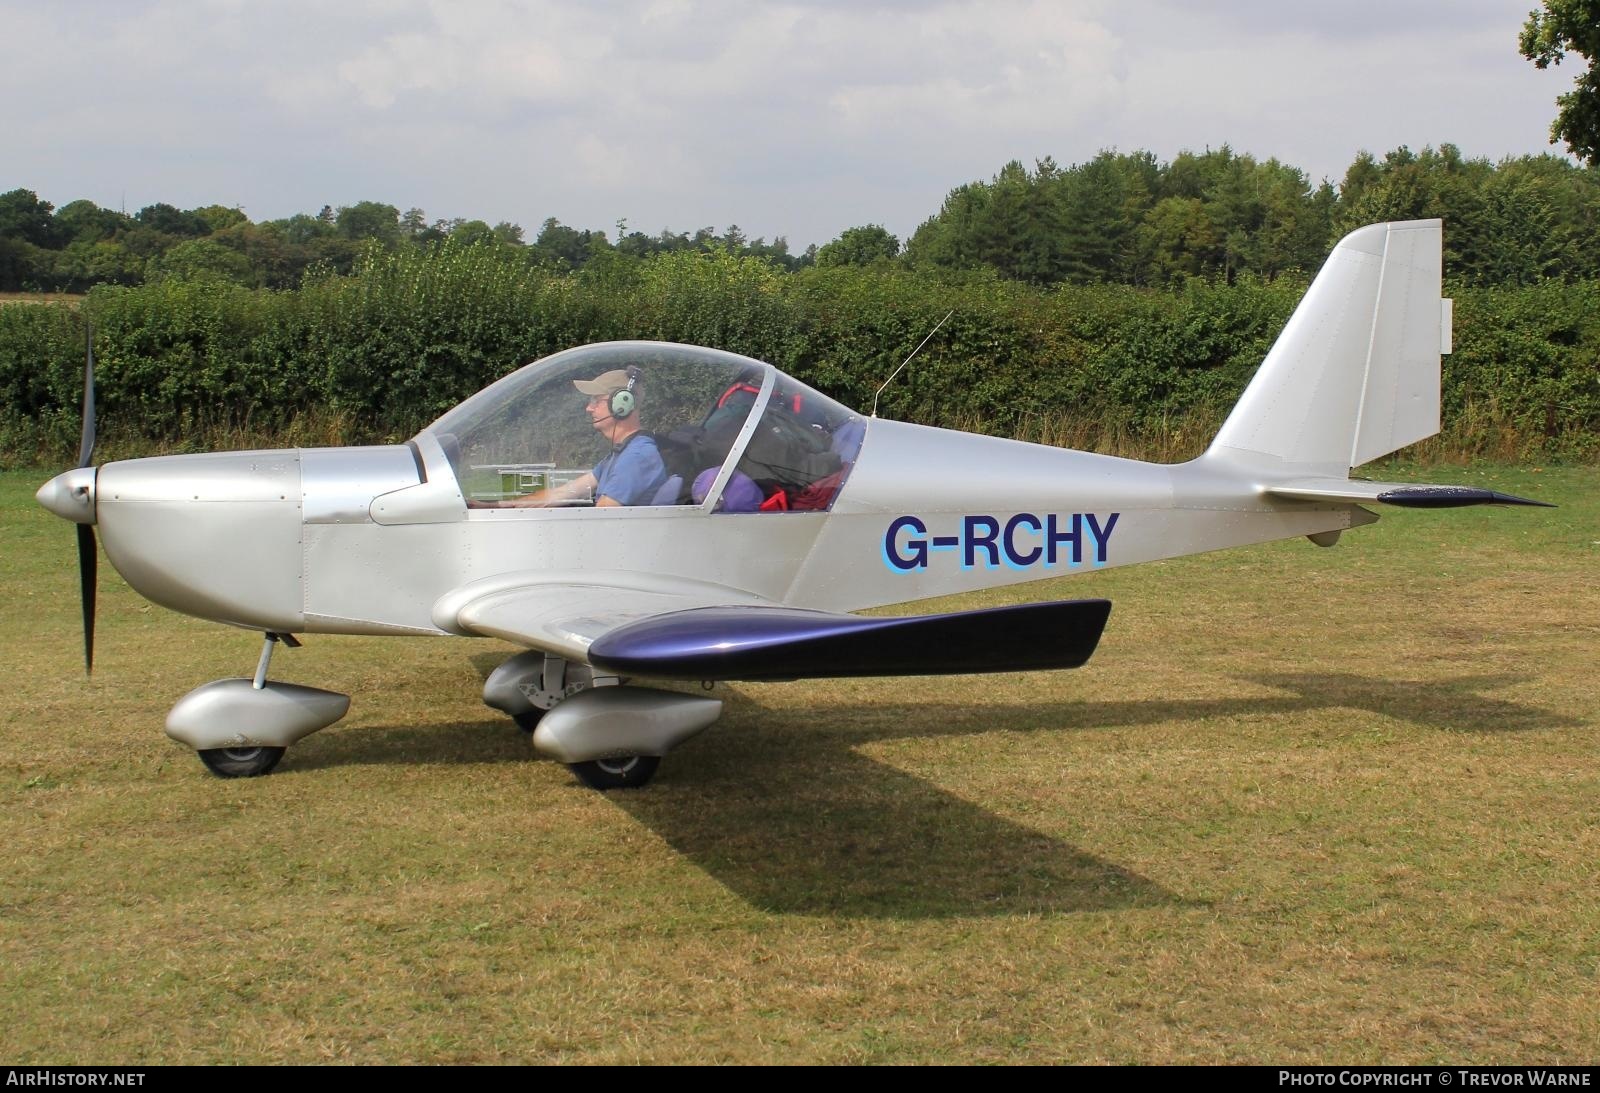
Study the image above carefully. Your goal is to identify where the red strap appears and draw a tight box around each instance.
[716,383,762,409]
[759,490,789,512]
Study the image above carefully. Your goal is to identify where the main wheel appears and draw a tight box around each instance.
[197,745,285,779]
[513,710,543,733]
[567,755,660,790]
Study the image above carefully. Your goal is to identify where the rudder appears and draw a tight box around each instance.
[1207,220,1451,477]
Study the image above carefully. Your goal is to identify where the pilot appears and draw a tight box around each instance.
[485,367,667,508]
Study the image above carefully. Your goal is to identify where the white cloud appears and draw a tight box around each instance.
[0,0,1575,248]
[327,1,615,110]
[824,2,1122,133]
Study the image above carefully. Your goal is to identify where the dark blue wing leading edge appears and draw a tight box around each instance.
[587,599,1113,681]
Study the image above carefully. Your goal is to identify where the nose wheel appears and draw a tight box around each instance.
[168,634,349,779]
[197,746,285,779]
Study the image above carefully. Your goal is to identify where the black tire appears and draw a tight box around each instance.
[513,710,543,734]
[198,745,285,778]
[568,755,660,790]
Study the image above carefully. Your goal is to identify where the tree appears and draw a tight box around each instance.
[0,237,42,290]
[0,189,59,246]
[532,217,608,269]
[1521,0,1600,165]
[151,238,253,283]
[815,224,900,267]
[1133,196,1219,283]
[336,201,401,244]
[400,207,430,239]
[135,202,209,236]
[904,160,1060,280]
[448,219,497,247]
[615,229,658,258]
[269,212,336,246]
[1059,153,1133,282]
[744,235,800,270]
[210,221,313,288]
[51,238,142,290]
[192,204,249,233]
[55,199,129,243]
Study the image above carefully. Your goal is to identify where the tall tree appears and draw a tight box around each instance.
[192,205,248,233]
[55,199,129,243]
[533,217,607,269]
[1521,0,1600,165]
[491,221,525,246]
[336,201,401,244]
[135,203,209,236]
[448,219,497,247]
[0,189,60,246]
[1059,153,1135,282]
[816,224,900,267]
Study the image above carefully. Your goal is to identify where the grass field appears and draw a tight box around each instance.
[2,463,1595,1064]
[0,292,83,306]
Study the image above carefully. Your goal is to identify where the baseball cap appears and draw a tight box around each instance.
[573,369,631,396]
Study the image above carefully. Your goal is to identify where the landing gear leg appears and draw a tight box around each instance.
[487,656,718,791]
[483,651,618,732]
[167,633,348,779]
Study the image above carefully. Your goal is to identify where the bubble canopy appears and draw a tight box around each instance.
[420,342,864,511]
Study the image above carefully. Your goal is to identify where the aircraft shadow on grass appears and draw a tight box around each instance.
[1239,672,1584,735]
[287,661,1579,919]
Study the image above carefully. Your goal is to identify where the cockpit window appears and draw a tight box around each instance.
[726,381,865,512]
[421,342,865,512]
[426,344,760,506]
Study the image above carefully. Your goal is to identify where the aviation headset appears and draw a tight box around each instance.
[609,366,641,420]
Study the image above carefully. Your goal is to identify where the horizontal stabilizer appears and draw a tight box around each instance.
[587,599,1113,681]
[1265,479,1552,508]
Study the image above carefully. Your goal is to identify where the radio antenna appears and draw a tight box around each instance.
[872,309,953,419]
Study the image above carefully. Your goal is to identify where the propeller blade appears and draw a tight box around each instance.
[77,324,96,469]
[76,523,97,674]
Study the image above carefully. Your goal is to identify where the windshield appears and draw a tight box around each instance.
[422,341,865,511]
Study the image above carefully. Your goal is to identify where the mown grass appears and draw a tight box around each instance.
[1,463,1595,1063]
[0,292,84,306]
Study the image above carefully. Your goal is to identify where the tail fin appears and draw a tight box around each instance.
[1207,219,1451,477]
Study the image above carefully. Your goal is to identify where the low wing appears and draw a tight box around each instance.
[1264,479,1551,508]
[437,572,775,661]
[438,572,1112,681]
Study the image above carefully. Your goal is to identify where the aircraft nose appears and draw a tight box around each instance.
[36,467,97,525]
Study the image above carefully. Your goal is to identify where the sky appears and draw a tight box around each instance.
[1,0,1582,251]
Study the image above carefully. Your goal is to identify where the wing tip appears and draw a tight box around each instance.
[1375,486,1554,509]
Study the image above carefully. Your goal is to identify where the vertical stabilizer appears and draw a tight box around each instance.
[1207,219,1449,477]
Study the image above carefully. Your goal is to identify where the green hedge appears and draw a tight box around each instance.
[2,240,1594,465]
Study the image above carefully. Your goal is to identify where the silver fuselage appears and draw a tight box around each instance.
[88,419,1365,640]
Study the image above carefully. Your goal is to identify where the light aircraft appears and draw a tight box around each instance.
[36,219,1547,788]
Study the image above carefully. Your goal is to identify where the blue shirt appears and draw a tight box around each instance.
[592,433,667,506]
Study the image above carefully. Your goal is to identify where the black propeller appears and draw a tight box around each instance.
[77,523,96,673]
[76,325,97,673]
[78,325,95,470]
